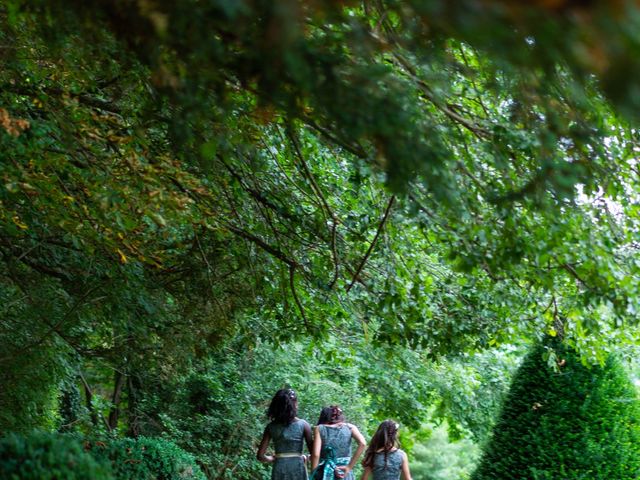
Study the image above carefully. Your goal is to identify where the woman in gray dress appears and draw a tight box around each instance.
[310,405,366,480]
[257,389,313,480]
[361,420,412,480]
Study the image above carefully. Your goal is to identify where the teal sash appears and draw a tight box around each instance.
[309,446,350,480]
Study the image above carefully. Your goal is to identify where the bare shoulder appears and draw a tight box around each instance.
[348,423,362,433]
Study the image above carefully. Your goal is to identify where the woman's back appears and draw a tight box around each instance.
[258,389,311,480]
[318,423,352,458]
[268,419,308,454]
[371,449,404,480]
[268,419,309,480]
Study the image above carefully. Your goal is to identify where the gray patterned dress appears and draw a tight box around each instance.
[370,449,404,480]
[318,424,354,480]
[268,419,309,480]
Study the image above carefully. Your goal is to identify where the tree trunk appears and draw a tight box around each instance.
[80,372,99,427]
[108,370,126,430]
[126,374,142,437]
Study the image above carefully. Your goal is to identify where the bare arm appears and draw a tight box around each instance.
[361,466,372,480]
[304,421,313,453]
[337,425,367,477]
[256,426,274,464]
[303,421,313,461]
[311,426,322,470]
[401,451,412,480]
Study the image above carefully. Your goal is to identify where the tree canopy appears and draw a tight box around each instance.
[3,2,640,476]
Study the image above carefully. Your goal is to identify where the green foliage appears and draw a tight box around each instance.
[472,340,640,480]
[134,337,516,479]
[411,424,480,480]
[147,340,374,479]
[0,332,66,433]
[0,431,113,480]
[3,3,640,478]
[428,348,520,442]
[89,436,206,480]
[58,379,83,432]
[0,0,639,379]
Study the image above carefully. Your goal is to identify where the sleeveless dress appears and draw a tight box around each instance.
[317,424,354,480]
[371,449,404,480]
[268,419,309,480]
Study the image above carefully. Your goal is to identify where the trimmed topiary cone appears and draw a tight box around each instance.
[472,339,640,480]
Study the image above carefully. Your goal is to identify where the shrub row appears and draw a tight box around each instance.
[0,432,205,480]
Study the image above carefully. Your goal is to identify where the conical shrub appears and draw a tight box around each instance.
[472,339,640,480]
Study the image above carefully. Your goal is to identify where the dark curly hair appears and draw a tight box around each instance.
[267,389,298,424]
[317,405,345,425]
[362,420,399,470]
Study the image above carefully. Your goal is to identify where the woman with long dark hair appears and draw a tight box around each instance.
[257,389,313,480]
[361,420,412,480]
[309,405,366,480]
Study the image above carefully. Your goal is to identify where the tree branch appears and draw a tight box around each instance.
[225,224,298,268]
[346,195,396,293]
[0,83,121,114]
[391,54,491,139]
[287,126,341,289]
[289,264,310,330]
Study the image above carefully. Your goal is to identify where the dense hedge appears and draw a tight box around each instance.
[472,339,640,480]
[89,436,206,480]
[0,431,113,480]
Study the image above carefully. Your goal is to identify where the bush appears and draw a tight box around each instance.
[89,436,206,480]
[471,339,640,480]
[0,431,113,480]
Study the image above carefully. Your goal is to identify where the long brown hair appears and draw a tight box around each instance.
[362,420,399,470]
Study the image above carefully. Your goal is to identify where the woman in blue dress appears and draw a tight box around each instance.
[257,389,313,480]
[361,420,412,480]
[309,405,366,480]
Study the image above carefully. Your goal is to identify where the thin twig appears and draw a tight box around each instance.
[0,283,102,364]
[347,195,396,293]
[226,224,298,268]
[194,230,229,324]
[289,265,310,330]
[391,54,491,139]
[287,126,341,288]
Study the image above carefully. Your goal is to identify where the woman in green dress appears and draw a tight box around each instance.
[257,389,313,480]
[361,420,412,480]
[310,405,366,480]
